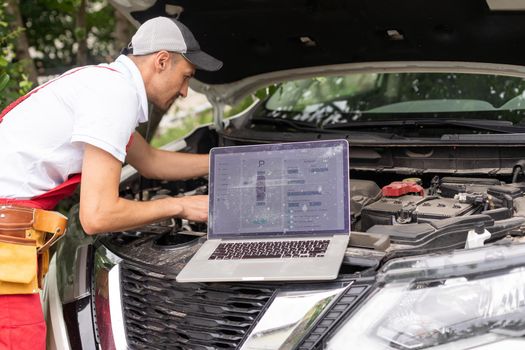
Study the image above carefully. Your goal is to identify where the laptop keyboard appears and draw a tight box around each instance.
[209,240,330,260]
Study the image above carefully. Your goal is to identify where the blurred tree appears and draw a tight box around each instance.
[1,0,134,107]
[113,8,133,54]
[0,1,33,109]
[5,0,37,84]
[76,0,88,66]
[13,0,131,75]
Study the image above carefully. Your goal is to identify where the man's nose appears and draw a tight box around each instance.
[179,84,189,98]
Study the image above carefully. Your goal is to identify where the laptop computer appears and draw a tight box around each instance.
[176,139,350,282]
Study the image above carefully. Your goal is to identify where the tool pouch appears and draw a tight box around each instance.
[0,205,67,294]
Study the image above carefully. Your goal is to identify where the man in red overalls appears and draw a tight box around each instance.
[0,16,222,349]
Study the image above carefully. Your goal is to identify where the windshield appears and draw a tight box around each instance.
[261,72,525,128]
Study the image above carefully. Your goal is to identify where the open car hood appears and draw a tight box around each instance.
[111,0,525,86]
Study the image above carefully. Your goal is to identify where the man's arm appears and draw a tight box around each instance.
[79,144,208,235]
[125,132,209,180]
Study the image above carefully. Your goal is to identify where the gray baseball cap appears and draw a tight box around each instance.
[130,16,223,72]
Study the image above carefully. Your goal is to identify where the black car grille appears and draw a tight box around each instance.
[120,262,275,349]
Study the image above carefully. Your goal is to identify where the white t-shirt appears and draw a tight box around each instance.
[0,55,149,199]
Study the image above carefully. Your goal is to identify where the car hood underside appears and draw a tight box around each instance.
[123,0,525,84]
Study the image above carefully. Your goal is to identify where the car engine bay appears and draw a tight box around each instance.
[103,168,525,275]
[84,135,525,349]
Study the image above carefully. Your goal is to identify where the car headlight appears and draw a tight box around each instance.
[241,284,349,350]
[327,243,525,350]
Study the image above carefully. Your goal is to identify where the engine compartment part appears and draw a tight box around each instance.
[350,179,382,224]
[348,231,390,251]
[436,176,502,198]
[367,215,495,248]
[360,196,476,230]
[465,223,491,249]
[110,173,525,273]
[382,181,424,197]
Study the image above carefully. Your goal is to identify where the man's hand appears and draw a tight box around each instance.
[171,195,208,222]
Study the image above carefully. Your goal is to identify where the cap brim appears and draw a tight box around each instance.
[182,50,223,72]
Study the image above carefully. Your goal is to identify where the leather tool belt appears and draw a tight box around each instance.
[0,205,67,294]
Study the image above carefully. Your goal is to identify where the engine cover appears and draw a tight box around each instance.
[360,195,475,231]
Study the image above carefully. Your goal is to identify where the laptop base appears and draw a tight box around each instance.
[176,235,349,283]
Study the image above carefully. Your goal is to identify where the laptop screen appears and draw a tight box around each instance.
[208,140,349,239]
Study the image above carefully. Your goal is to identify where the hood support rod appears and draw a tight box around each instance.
[210,97,225,131]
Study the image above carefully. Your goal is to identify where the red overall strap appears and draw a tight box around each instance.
[0,65,118,123]
[0,174,82,210]
[126,132,135,152]
[0,65,121,210]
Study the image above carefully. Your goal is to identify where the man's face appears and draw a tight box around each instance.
[149,52,195,111]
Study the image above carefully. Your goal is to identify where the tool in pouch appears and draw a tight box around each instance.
[0,205,67,294]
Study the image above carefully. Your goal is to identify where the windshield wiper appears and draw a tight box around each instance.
[323,118,525,134]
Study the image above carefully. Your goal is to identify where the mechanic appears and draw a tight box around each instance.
[0,16,222,349]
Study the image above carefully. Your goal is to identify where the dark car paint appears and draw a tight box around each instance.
[128,0,525,84]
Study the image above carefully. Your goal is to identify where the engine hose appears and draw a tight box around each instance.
[513,197,525,217]
[513,165,525,183]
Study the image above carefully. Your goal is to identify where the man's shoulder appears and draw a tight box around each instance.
[68,65,138,98]
[75,65,128,84]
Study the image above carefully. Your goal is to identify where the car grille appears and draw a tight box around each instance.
[120,262,275,350]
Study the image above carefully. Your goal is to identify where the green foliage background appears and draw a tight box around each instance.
[20,0,116,73]
[0,3,32,109]
[1,0,119,110]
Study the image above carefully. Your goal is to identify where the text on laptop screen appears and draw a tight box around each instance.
[209,141,349,238]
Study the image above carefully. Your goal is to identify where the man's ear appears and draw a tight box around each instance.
[154,50,171,72]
